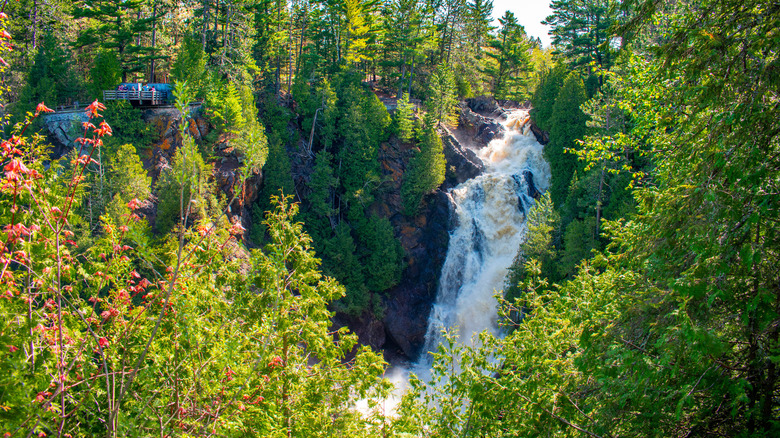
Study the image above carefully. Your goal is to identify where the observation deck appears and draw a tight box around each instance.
[103,83,173,107]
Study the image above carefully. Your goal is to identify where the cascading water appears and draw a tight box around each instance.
[419,109,550,364]
[358,110,550,416]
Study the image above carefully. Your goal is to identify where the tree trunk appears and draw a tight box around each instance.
[407,57,415,95]
[202,0,209,51]
[595,163,605,239]
[150,0,158,82]
[31,0,38,50]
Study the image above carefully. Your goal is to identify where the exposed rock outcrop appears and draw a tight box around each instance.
[459,103,506,146]
[440,129,485,187]
[382,190,450,359]
[39,110,89,157]
[529,122,549,145]
[365,138,452,360]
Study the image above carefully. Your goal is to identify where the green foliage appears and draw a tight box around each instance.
[336,85,389,205]
[205,81,246,136]
[355,214,405,292]
[401,123,446,215]
[395,92,416,142]
[426,63,459,127]
[101,100,153,152]
[504,192,559,301]
[544,0,619,73]
[260,91,296,147]
[403,2,780,436]
[170,34,207,98]
[308,149,337,221]
[529,63,568,132]
[104,143,151,223]
[547,71,588,207]
[155,86,214,234]
[19,32,83,108]
[256,138,294,224]
[235,85,269,173]
[484,11,531,101]
[322,222,369,316]
[90,49,121,99]
[74,0,155,81]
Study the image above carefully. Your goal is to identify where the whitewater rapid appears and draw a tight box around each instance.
[358,110,550,416]
[419,110,550,363]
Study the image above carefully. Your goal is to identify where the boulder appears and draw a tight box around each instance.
[459,104,506,145]
[523,170,542,199]
[39,110,89,157]
[441,129,484,187]
[465,96,499,114]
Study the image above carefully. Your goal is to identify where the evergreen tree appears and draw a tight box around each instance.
[170,34,207,98]
[19,31,82,108]
[401,122,446,214]
[426,63,459,127]
[90,49,121,99]
[395,92,416,142]
[529,63,568,131]
[73,0,156,81]
[546,71,588,207]
[258,138,295,216]
[356,214,405,292]
[543,0,619,75]
[322,221,369,316]
[485,11,531,100]
[466,0,493,50]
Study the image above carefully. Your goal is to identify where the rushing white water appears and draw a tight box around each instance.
[419,110,550,364]
[357,110,550,417]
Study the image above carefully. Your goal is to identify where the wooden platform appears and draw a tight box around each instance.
[103,90,166,106]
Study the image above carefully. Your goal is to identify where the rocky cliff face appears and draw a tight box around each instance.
[40,110,89,157]
[373,136,451,360]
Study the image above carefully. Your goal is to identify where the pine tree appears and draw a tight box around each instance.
[90,49,122,99]
[529,63,568,131]
[485,11,531,100]
[543,0,619,75]
[395,92,416,142]
[171,34,207,98]
[546,71,587,207]
[426,63,459,127]
[73,0,155,81]
[401,123,446,215]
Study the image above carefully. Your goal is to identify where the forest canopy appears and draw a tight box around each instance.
[1,0,780,437]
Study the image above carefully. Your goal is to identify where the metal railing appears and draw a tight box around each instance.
[103,90,166,104]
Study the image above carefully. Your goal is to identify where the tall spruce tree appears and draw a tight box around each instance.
[547,71,588,207]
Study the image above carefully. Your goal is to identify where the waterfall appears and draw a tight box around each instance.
[358,110,550,417]
[419,110,550,363]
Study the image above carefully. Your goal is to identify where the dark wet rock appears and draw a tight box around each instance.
[383,190,451,359]
[523,170,542,199]
[529,121,549,145]
[327,137,452,361]
[459,104,506,145]
[441,129,485,188]
[333,311,387,354]
[466,96,499,114]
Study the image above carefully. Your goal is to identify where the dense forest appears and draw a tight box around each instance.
[1,0,779,436]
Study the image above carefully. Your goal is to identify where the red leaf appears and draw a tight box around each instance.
[35,102,54,114]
